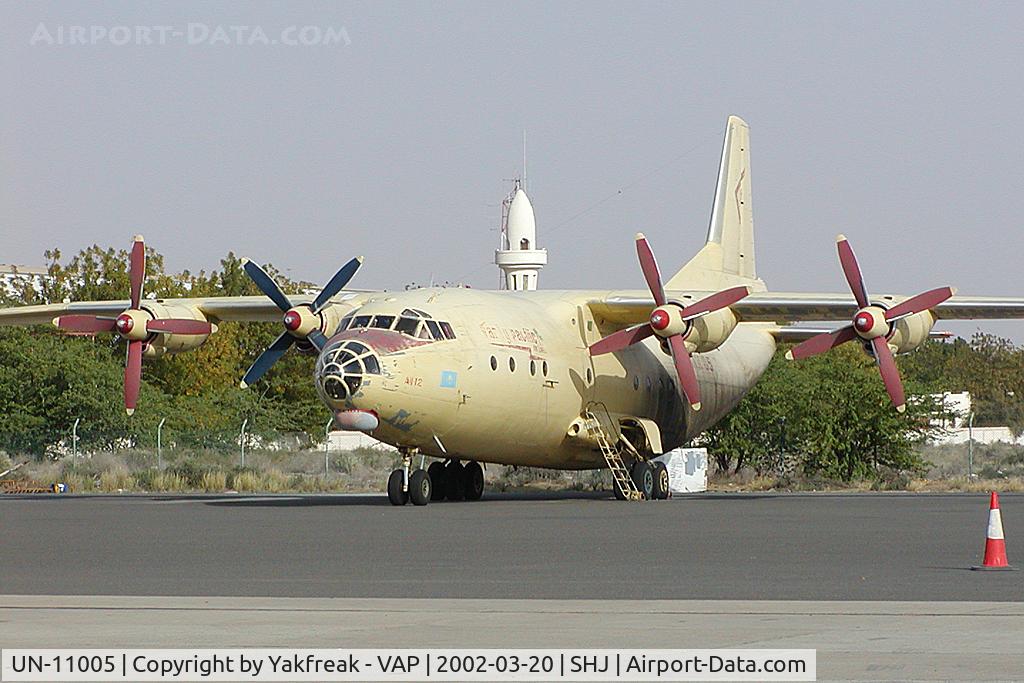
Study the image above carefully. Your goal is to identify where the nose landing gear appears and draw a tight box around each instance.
[387,448,431,506]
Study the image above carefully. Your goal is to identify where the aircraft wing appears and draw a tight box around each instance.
[590,291,1024,325]
[0,292,371,327]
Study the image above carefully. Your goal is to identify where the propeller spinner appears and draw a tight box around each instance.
[240,256,363,388]
[53,235,214,415]
[588,233,751,411]
[785,234,955,412]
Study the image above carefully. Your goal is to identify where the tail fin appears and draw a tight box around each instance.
[665,116,765,292]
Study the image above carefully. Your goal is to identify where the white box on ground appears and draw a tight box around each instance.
[653,448,708,493]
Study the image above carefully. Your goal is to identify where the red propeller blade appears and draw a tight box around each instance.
[679,286,752,321]
[871,336,906,412]
[146,319,214,335]
[786,325,858,360]
[129,235,145,309]
[588,324,655,356]
[836,235,870,309]
[54,315,117,334]
[635,233,666,307]
[124,339,143,416]
[667,334,702,410]
[884,287,956,321]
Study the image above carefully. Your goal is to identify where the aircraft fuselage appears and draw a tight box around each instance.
[315,287,776,469]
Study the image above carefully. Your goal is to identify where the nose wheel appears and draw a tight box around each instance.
[387,449,432,506]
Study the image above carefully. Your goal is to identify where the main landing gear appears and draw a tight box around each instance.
[387,450,485,506]
[612,459,671,501]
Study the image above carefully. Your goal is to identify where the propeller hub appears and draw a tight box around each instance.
[283,306,320,338]
[115,313,134,334]
[649,305,687,338]
[852,305,889,340]
[283,310,302,332]
[649,309,671,331]
[115,310,150,341]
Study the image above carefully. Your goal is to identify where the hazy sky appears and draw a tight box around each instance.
[3,2,1023,341]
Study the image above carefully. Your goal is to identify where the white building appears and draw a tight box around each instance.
[929,391,1023,445]
[494,180,547,291]
[0,264,48,298]
[327,430,396,452]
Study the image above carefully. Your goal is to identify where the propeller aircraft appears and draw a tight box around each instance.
[4,116,1023,505]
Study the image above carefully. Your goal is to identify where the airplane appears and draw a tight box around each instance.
[3,116,1024,505]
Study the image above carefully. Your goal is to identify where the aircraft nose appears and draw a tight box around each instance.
[314,338,382,407]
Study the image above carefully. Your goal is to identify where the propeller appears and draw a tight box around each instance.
[240,256,363,388]
[589,233,751,411]
[785,234,956,412]
[53,235,214,415]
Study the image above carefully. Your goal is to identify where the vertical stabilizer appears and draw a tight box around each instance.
[666,116,764,291]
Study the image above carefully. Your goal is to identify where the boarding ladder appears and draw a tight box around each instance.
[582,408,643,501]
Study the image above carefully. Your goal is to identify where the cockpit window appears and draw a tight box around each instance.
[340,310,455,341]
[395,317,420,336]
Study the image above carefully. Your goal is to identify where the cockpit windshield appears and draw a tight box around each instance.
[337,308,456,341]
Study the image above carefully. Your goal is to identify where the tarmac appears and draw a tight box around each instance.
[1,492,1022,680]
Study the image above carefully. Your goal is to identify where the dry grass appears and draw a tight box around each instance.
[907,476,1024,493]
[98,469,135,492]
[151,472,187,492]
[6,443,1024,495]
[199,471,227,492]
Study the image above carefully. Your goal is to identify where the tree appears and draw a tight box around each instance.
[704,344,938,481]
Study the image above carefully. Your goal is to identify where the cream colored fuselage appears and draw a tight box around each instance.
[318,287,776,469]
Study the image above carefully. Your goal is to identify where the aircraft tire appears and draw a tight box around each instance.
[444,460,466,501]
[408,469,431,506]
[652,461,670,500]
[427,461,447,500]
[630,461,654,500]
[463,461,485,501]
[387,469,408,506]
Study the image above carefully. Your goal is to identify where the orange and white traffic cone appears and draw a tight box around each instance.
[971,492,1018,571]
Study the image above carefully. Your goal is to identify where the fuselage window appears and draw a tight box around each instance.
[490,355,497,371]
[395,317,420,336]
[509,357,516,372]
[646,377,652,392]
[542,360,548,377]
[371,315,395,330]
[586,367,593,384]
[351,315,371,329]
[439,322,456,339]
[633,376,639,391]
[425,320,442,340]
[530,360,536,376]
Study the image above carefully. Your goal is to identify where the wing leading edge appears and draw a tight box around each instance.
[590,291,1024,325]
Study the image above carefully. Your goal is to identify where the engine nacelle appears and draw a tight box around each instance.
[682,307,738,354]
[319,303,349,338]
[885,310,935,355]
[139,302,213,358]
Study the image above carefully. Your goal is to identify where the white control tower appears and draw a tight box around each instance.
[495,180,547,290]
